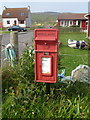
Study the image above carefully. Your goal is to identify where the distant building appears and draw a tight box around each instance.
[84,1,90,38]
[2,6,32,28]
[85,13,90,38]
[87,1,90,38]
[57,13,87,29]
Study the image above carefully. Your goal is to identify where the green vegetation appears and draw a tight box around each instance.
[0,28,7,31]
[31,12,58,29]
[0,31,10,34]
[2,29,90,118]
[31,12,58,24]
[0,28,10,34]
[58,31,89,75]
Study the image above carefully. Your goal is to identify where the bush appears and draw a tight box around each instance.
[2,46,90,118]
[57,27,82,33]
[2,46,34,94]
[70,25,80,27]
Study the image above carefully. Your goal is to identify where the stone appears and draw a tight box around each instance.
[71,65,90,84]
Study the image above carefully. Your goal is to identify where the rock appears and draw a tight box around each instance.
[71,65,90,84]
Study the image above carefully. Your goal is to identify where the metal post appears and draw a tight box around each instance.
[10,31,19,60]
[46,83,50,94]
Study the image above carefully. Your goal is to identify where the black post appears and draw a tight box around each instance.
[46,83,50,94]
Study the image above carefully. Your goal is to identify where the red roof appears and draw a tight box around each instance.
[2,8,28,20]
[58,13,87,20]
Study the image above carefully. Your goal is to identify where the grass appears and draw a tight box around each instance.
[0,31,10,34]
[2,29,90,118]
[58,32,89,75]
[0,27,10,34]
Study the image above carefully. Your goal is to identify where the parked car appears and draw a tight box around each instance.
[8,25,27,32]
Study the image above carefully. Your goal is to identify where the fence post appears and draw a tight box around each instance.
[0,35,2,67]
[0,34,2,118]
[10,31,19,61]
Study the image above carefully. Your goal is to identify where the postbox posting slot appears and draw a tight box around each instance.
[41,56,52,76]
[35,37,57,41]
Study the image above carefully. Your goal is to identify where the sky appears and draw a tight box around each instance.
[0,1,89,15]
[1,0,90,2]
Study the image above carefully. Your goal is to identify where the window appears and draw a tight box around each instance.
[70,21,72,26]
[7,20,10,24]
[21,13,24,16]
[78,21,80,26]
[14,20,17,25]
[65,21,67,26]
[13,26,19,28]
[19,20,24,24]
[61,21,63,26]
[67,21,69,26]
[6,13,10,16]
[86,21,88,26]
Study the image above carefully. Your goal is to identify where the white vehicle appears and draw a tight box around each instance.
[68,39,89,49]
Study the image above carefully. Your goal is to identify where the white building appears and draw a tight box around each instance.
[57,13,87,29]
[2,6,32,28]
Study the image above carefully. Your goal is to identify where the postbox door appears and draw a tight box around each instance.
[35,52,58,83]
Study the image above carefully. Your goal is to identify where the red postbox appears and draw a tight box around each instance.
[34,29,58,83]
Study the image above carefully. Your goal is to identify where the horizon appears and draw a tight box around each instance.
[0,11,88,16]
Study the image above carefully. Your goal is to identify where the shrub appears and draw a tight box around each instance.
[2,42,90,118]
[70,25,80,27]
[2,46,34,94]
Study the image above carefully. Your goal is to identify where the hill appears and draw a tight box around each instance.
[31,12,60,24]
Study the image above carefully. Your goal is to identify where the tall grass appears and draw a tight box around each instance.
[2,31,90,118]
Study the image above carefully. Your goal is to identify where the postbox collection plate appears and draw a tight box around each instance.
[41,56,52,76]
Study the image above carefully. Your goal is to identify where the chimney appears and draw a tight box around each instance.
[27,6,30,10]
[4,6,7,10]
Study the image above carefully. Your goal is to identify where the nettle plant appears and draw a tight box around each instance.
[18,46,35,82]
